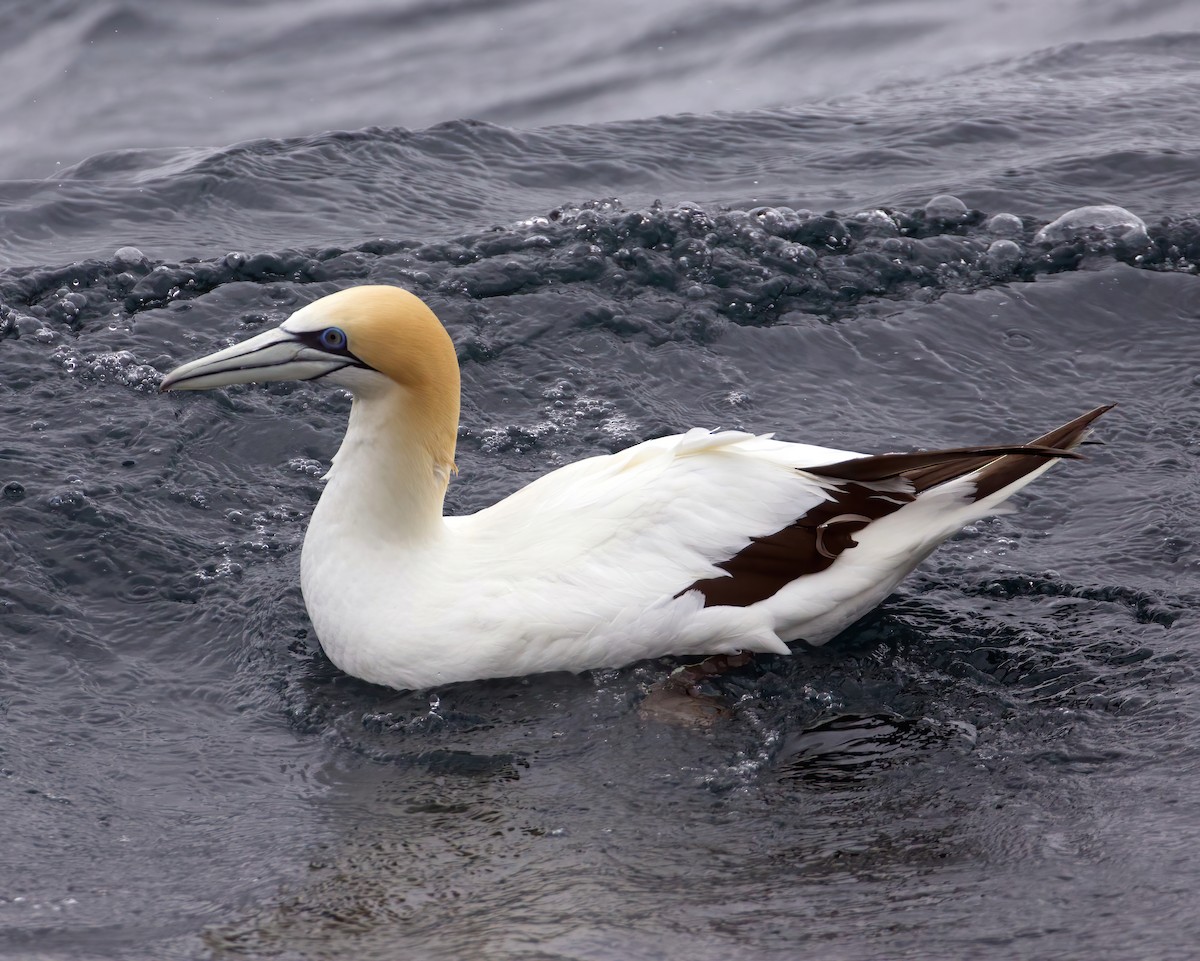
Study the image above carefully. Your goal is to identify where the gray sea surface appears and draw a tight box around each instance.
[2,2,1199,959]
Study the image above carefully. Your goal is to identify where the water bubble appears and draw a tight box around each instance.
[1118,224,1153,254]
[195,558,245,584]
[601,413,637,443]
[924,194,968,221]
[286,458,325,477]
[47,489,86,511]
[852,208,898,236]
[770,240,818,265]
[542,379,576,401]
[1034,204,1146,245]
[984,239,1022,276]
[667,201,715,232]
[797,242,819,264]
[748,206,804,237]
[985,213,1024,238]
[1002,328,1033,350]
[53,348,79,372]
[113,246,145,266]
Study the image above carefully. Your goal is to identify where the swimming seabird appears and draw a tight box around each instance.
[161,285,1110,691]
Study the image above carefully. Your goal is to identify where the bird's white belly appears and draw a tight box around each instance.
[299,519,793,689]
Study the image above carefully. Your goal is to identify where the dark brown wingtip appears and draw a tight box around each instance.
[805,444,1080,485]
[963,403,1114,501]
[807,405,1114,489]
[1027,403,1115,451]
[678,406,1115,611]
[804,405,1113,503]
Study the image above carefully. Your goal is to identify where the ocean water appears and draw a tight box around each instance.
[2,2,1200,959]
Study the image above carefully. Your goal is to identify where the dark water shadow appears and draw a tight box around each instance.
[776,712,963,785]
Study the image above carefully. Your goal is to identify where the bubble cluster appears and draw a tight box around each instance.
[193,558,245,585]
[286,458,326,477]
[50,346,161,392]
[2,196,1196,352]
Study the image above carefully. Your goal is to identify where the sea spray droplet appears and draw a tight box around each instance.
[1034,205,1146,245]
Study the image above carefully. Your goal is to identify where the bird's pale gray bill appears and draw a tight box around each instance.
[160,327,348,391]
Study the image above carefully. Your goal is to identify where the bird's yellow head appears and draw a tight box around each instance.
[161,285,461,471]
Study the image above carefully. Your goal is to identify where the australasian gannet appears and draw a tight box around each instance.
[160,286,1110,691]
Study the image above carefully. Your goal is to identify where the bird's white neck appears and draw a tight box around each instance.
[316,385,455,545]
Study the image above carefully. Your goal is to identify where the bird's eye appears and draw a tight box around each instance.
[319,327,348,351]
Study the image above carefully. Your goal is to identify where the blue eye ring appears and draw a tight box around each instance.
[319,326,348,351]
